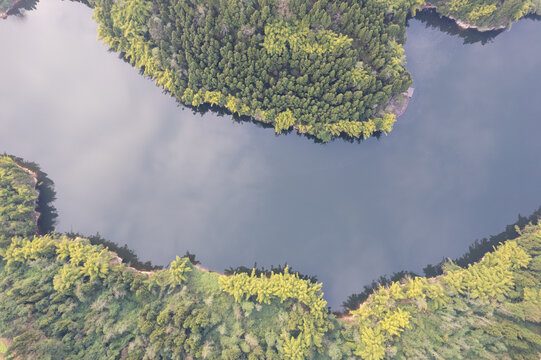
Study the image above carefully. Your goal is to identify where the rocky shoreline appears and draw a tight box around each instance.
[388,87,415,118]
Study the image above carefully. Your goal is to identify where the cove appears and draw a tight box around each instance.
[1,0,541,307]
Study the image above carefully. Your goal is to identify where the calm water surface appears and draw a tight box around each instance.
[2,0,541,307]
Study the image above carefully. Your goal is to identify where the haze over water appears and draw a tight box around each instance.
[2,0,541,307]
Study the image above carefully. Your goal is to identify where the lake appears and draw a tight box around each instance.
[1,0,541,307]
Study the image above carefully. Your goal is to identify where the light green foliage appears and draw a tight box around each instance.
[349,279,414,359]
[523,287,541,305]
[274,109,297,134]
[298,114,396,141]
[169,255,192,286]
[379,308,412,336]
[373,114,397,135]
[354,326,386,360]
[262,21,352,56]
[3,235,113,293]
[468,4,498,20]
[281,333,306,360]
[0,338,6,354]
[219,267,329,359]
[3,235,56,266]
[444,240,530,298]
[92,0,415,142]
[52,264,84,293]
[56,237,112,281]
[448,0,470,12]
[219,266,326,313]
[347,229,540,359]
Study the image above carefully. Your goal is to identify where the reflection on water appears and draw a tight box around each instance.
[1,0,541,308]
[413,9,541,45]
[412,9,504,45]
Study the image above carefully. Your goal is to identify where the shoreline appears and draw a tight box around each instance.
[13,161,41,229]
[419,3,507,31]
[5,156,539,320]
[0,158,40,358]
[293,86,415,137]
[109,253,225,277]
[448,14,507,31]
[388,87,415,119]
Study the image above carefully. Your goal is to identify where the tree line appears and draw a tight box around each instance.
[90,0,423,142]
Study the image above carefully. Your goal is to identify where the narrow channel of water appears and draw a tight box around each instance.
[1,0,541,307]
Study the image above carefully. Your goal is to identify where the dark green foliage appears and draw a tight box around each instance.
[0,235,332,359]
[90,0,420,142]
[0,156,39,247]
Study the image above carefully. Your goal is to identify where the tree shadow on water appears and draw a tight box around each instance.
[410,9,505,45]
[5,155,58,235]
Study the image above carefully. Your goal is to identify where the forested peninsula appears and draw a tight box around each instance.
[1,156,540,359]
[89,0,538,141]
[92,0,421,142]
[91,0,539,142]
[1,0,539,140]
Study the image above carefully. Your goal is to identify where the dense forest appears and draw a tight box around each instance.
[0,157,539,359]
[0,156,39,247]
[86,0,538,141]
[89,0,425,142]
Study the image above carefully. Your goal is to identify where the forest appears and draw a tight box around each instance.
[89,0,425,142]
[85,0,537,142]
[0,156,539,359]
[431,0,540,29]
